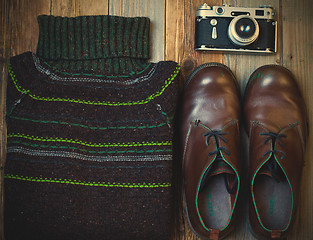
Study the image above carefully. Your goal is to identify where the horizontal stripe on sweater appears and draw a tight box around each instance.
[5,174,171,188]
[7,133,172,147]
[7,156,171,169]
[7,141,172,154]
[9,115,169,130]
[7,147,172,162]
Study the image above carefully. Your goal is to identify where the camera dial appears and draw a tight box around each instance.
[198,3,212,10]
[228,15,259,46]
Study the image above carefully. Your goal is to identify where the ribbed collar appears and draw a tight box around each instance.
[36,15,150,75]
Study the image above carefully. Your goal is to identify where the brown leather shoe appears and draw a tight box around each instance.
[244,65,308,239]
[180,63,241,239]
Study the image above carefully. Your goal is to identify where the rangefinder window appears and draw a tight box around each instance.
[231,11,250,16]
[256,10,265,16]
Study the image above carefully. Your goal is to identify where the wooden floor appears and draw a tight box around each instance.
[1,0,312,239]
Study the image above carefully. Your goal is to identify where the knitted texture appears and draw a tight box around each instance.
[37,15,150,74]
[4,15,181,240]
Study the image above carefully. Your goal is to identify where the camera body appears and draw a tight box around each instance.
[195,4,277,53]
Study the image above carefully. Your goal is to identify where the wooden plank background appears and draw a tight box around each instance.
[0,0,312,239]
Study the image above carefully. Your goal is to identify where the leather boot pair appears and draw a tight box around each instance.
[180,63,308,240]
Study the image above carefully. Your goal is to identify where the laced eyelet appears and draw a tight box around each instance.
[203,129,228,147]
[260,132,287,182]
[199,126,237,194]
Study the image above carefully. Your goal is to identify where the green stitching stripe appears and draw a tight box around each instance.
[7,133,172,148]
[7,140,172,154]
[8,66,30,95]
[4,174,171,188]
[8,64,180,106]
[9,115,167,130]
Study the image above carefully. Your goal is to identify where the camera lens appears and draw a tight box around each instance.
[228,15,259,46]
[236,18,256,38]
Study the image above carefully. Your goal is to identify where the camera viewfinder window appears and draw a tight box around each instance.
[256,10,264,16]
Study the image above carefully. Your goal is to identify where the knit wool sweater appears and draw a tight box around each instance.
[4,15,181,240]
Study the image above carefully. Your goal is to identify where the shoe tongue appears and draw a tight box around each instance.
[258,157,285,182]
[258,166,274,177]
[208,157,234,177]
[199,156,235,193]
[258,167,284,182]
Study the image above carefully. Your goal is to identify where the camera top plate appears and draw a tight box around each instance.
[197,3,275,20]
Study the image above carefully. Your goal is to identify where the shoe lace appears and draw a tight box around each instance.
[203,129,228,146]
[260,132,287,182]
[198,122,237,194]
[203,129,231,157]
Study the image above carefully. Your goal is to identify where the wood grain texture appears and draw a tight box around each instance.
[0,0,10,60]
[165,0,222,80]
[51,0,109,16]
[50,0,76,16]
[77,0,109,15]
[109,0,165,62]
[5,0,51,56]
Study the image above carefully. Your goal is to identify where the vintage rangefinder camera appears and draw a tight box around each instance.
[195,3,277,53]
